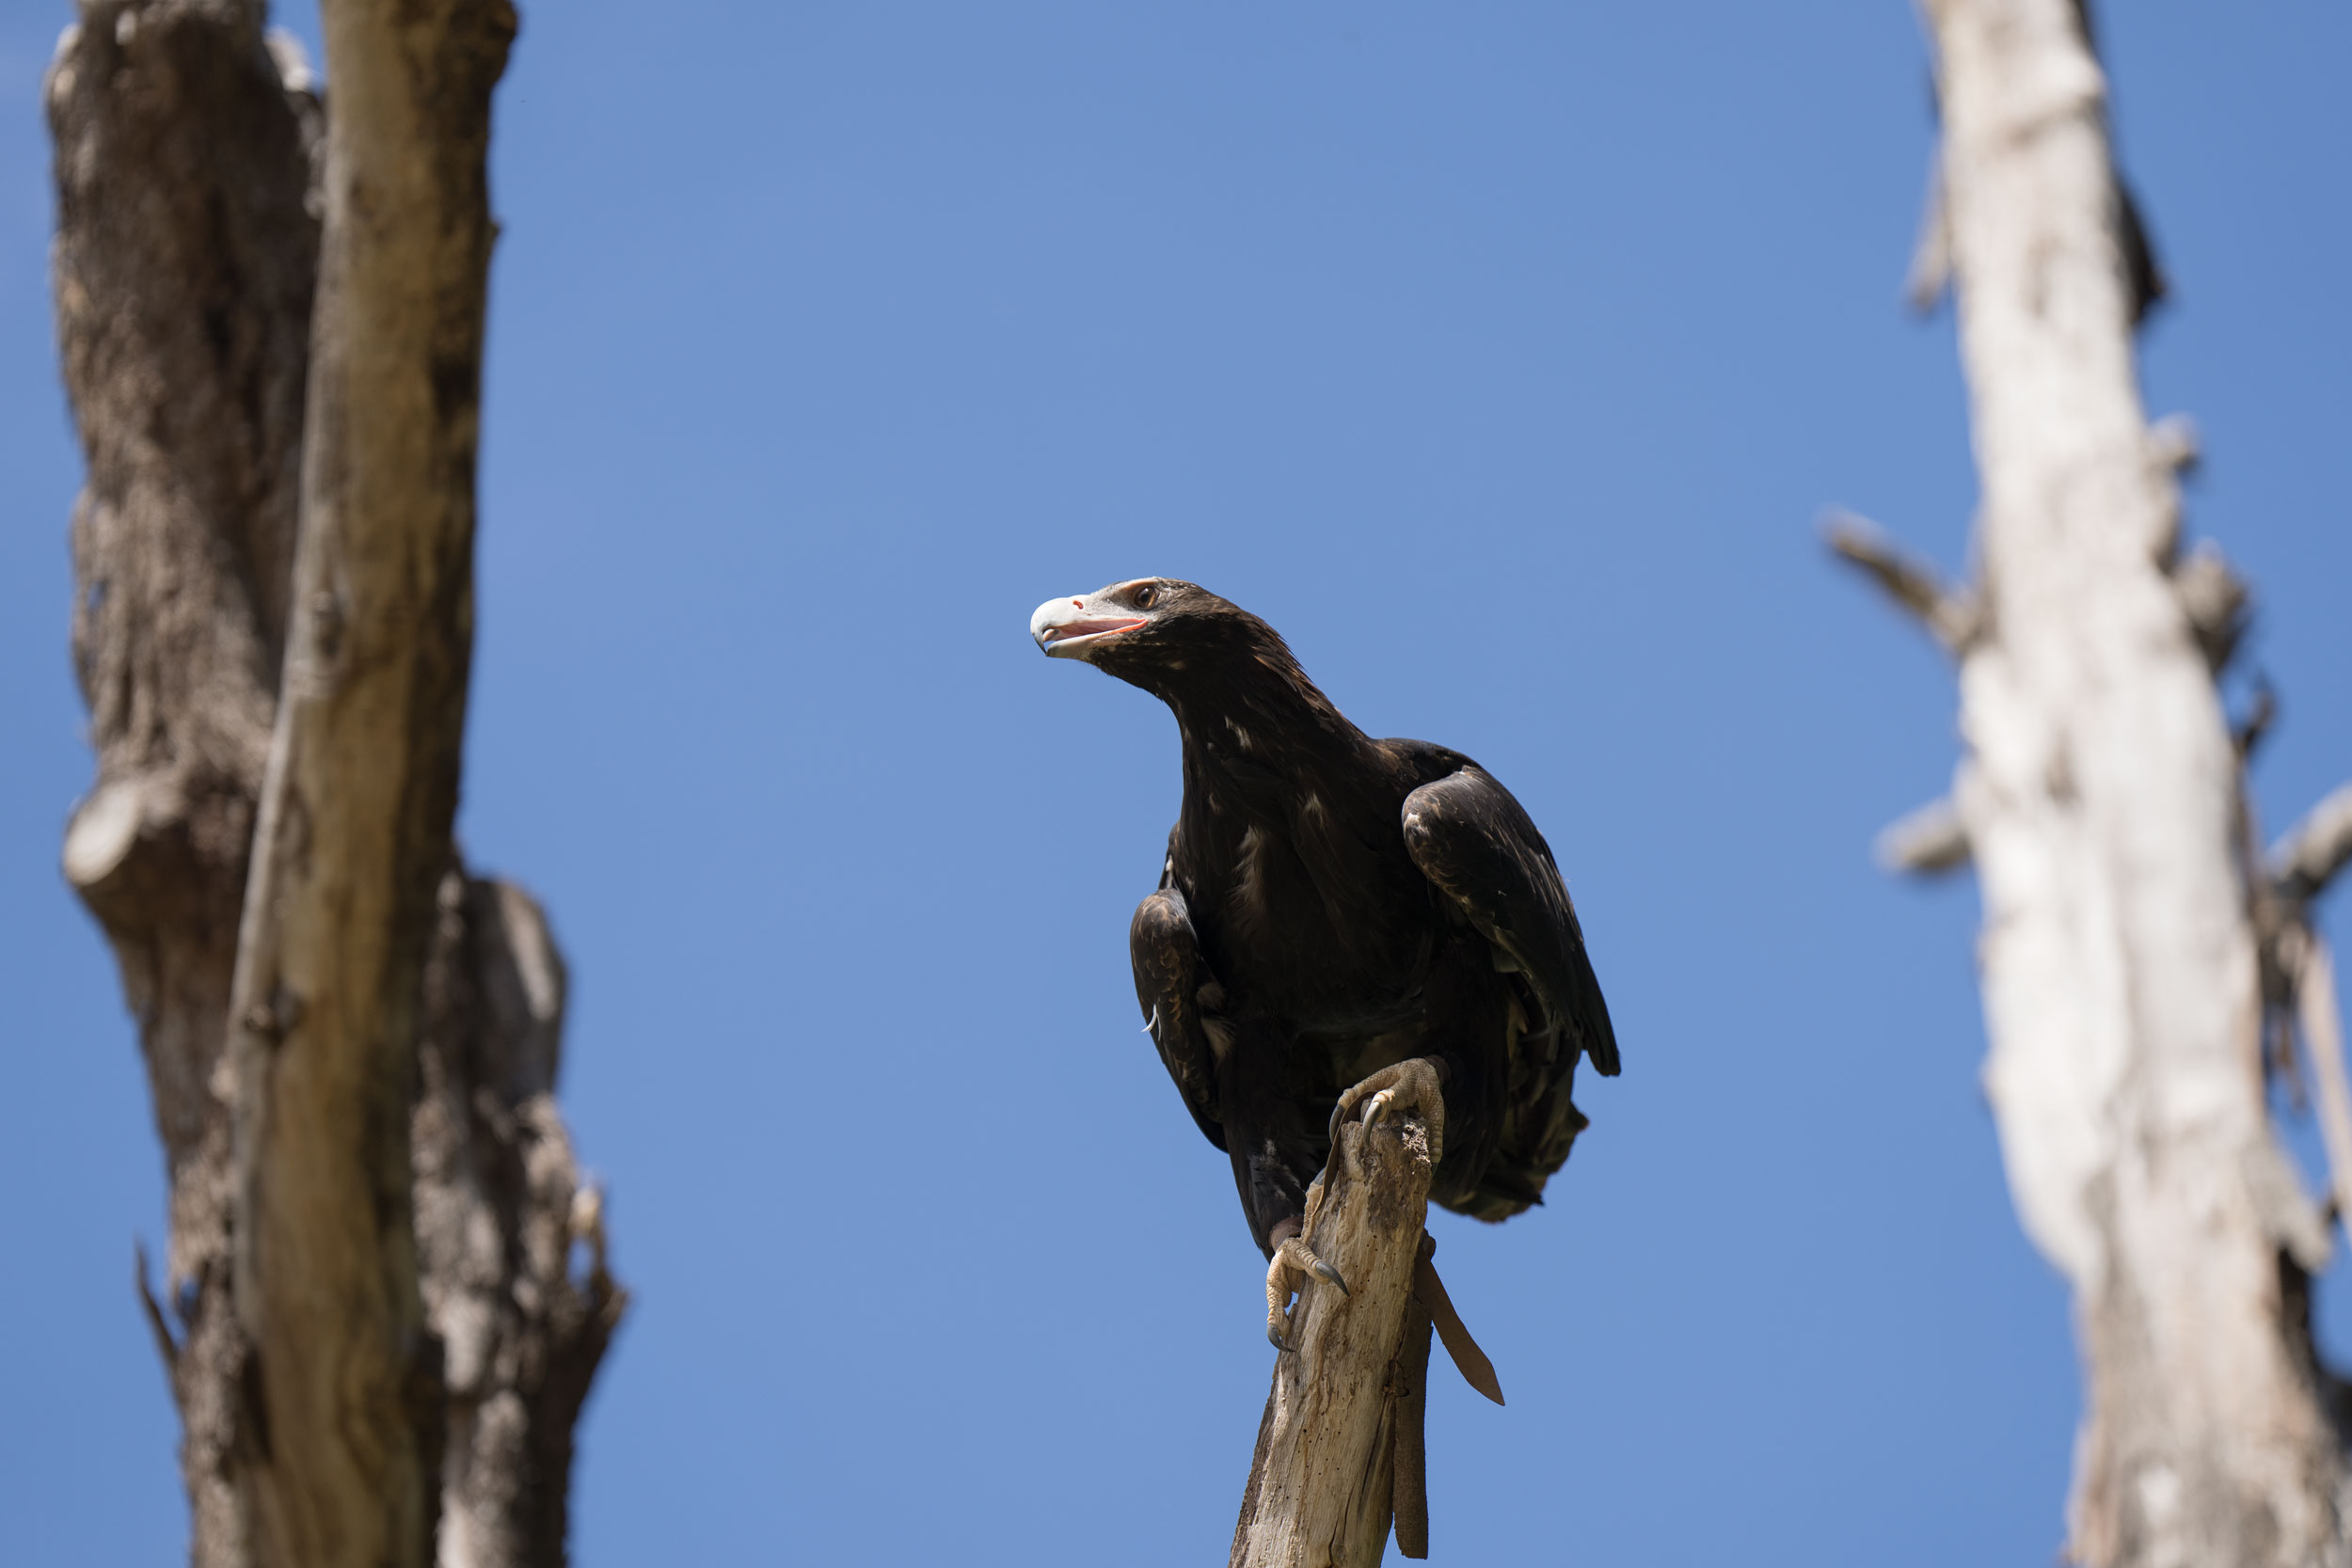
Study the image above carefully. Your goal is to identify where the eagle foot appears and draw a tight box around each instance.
[1330,1055,1447,1165]
[1265,1235,1349,1352]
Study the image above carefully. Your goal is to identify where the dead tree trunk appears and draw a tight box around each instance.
[46,4,620,1565]
[223,0,519,1560]
[1231,1113,1436,1568]
[1834,3,2352,1562]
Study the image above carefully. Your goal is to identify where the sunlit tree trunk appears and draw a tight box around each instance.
[47,4,621,1564]
[1836,3,2352,1562]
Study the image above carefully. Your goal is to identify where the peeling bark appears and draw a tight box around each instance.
[46,3,617,1565]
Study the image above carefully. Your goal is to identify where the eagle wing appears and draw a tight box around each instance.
[1401,768,1619,1078]
[1130,883,1227,1150]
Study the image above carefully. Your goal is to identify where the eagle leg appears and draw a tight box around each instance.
[1264,1231,1348,1352]
[1330,1055,1448,1165]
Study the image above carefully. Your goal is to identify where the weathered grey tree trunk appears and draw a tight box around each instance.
[1230,1114,1437,1568]
[1834,4,2352,1563]
[47,4,620,1565]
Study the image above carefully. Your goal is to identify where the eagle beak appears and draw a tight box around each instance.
[1031,594,1147,660]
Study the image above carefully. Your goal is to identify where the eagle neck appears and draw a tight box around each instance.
[1163,654,1375,789]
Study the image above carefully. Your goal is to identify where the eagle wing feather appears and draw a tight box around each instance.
[1129,883,1228,1150]
[1400,768,1619,1078]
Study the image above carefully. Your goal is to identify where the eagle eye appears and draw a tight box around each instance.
[1133,584,1158,610]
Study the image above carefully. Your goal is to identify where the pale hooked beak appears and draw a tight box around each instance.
[1030,594,1147,660]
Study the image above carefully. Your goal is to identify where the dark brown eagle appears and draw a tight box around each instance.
[1031,578,1618,1356]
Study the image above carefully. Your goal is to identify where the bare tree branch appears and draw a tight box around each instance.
[1875,797,1972,876]
[2273,784,2352,907]
[136,1241,183,1379]
[1822,510,1979,653]
[2284,930,2352,1252]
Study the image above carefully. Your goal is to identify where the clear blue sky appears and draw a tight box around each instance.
[3,3,2347,1563]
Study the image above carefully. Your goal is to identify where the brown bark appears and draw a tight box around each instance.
[46,4,619,1565]
[222,0,516,1560]
[418,874,625,1568]
[50,9,319,1559]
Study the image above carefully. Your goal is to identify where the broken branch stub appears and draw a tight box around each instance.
[2273,784,2352,908]
[2282,929,2352,1249]
[1232,1112,1434,1568]
[1822,510,1979,653]
[1875,797,1972,877]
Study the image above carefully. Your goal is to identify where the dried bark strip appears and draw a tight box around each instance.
[1387,1258,1435,1560]
[1232,1115,1433,1568]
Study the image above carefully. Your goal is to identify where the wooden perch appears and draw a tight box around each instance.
[2272,784,2352,906]
[1232,1111,1438,1568]
[1875,797,1972,876]
[1823,510,1978,653]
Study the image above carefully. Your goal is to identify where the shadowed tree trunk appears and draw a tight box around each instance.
[1834,2,2352,1562]
[47,3,621,1564]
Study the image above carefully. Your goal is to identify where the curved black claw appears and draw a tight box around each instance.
[1266,1235,1345,1349]
[1328,1056,1448,1164]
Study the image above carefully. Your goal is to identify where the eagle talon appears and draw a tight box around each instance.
[1266,1235,1344,1349]
[1330,1057,1448,1164]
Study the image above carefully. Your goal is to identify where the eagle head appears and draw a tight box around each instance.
[1029,578,1279,689]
